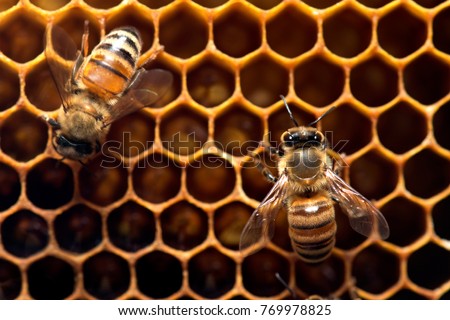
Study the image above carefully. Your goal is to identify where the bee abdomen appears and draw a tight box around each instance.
[288,198,337,263]
[82,27,142,95]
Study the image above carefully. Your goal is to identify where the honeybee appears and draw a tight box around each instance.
[240,96,389,263]
[43,21,172,161]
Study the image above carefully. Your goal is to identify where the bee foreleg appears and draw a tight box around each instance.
[249,153,277,183]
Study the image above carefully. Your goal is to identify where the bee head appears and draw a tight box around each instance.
[52,134,100,161]
[281,128,325,149]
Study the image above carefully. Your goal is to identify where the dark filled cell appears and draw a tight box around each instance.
[108,201,156,252]
[136,251,182,298]
[161,201,208,250]
[0,110,48,162]
[2,210,48,257]
[85,0,122,9]
[432,196,450,241]
[30,0,69,10]
[133,153,182,203]
[28,256,75,299]
[357,0,392,8]
[213,4,261,58]
[242,249,289,297]
[433,102,450,150]
[301,0,340,9]
[138,0,173,9]
[433,7,450,55]
[187,59,235,108]
[214,202,252,250]
[189,248,235,298]
[0,61,19,111]
[83,251,131,299]
[160,3,208,58]
[353,245,400,294]
[246,0,281,9]
[323,8,372,58]
[214,105,263,156]
[266,5,317,58]
[186,155,236,203]
[0,259,21,299]
[54,204,102,253]
[389,289,426,300]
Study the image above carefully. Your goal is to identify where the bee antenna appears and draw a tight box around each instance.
[280,95,299,127]
[275,272,298,299]
[308,106,337,127]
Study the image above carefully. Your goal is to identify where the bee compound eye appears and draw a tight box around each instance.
[282,132,294,145]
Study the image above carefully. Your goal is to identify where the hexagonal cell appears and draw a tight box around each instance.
[0,259,21,299]
[214,105,263,157]
[357,0,392,8]
[85,0,122,9]
[433,102,450,150]
[350,150,398,200]
[54,10,101,56]
[408,243,450,289]
[187,59,235,108]
[295,254,345,296]
[0,162,20,211]
[107,201,155,252]
[301,0,340,9]
[106,7,154,53]
[241,160,274,202]
[0,110,48,162]
[26,159,74,209]
[106,110,155,158]
[186,155,236,203]
[1,210,48,258]
[432,196,450,241]
[350,56,398,106]
[159,3,208,58]
[404,54,450,105]
[0,61,19,111]
[335,204,367,250]
[242,249,289,297]
[378,6,427,58]
[138,0,173,9]
[160,106,208,155]
[413,0,445,8]
[188,248,235,298]
[378,102,427,154]
[28,256,74,299]
[0,11,45,63]
[404,149,450,198]
[266,5,317,58]
[213,4,261,58]
[323,8,372,58]
[193,0,228,8]
[268,103,315,146]
[54,204,102,253]
[30,0,69,10]
[79,155,128,206]
[25,61,61,112]
[133,153,181,204]
[352,245,400,294]
[433,7,450,55]
[83,251,130,299]
[294,57,345,107]
[320,104,372,155]
[241,55,288,107]
[214,202,252,250]
[161,201,208,250]
[390,289,426,300]
[0,0,18,11]
[381,197,426,246]
[136,251,182,298]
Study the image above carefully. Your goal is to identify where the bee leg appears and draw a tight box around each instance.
[275,272,298,299]
[249,151,278,183]
[81,20,90,57]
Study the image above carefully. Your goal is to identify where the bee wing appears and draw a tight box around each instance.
[45,23,80,110]
[240,173,290,254]
[324,168,390,240]
[102,68,173,127]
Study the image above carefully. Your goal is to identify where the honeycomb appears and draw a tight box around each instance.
[0,0,449,300]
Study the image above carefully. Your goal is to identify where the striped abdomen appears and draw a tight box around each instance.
[82,27,142,96]
[287,193,336,263]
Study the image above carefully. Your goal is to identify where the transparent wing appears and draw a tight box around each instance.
[324,168,390,240]
[44,23,80,110]
[240,173,290,255]
[102,68,173,127]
